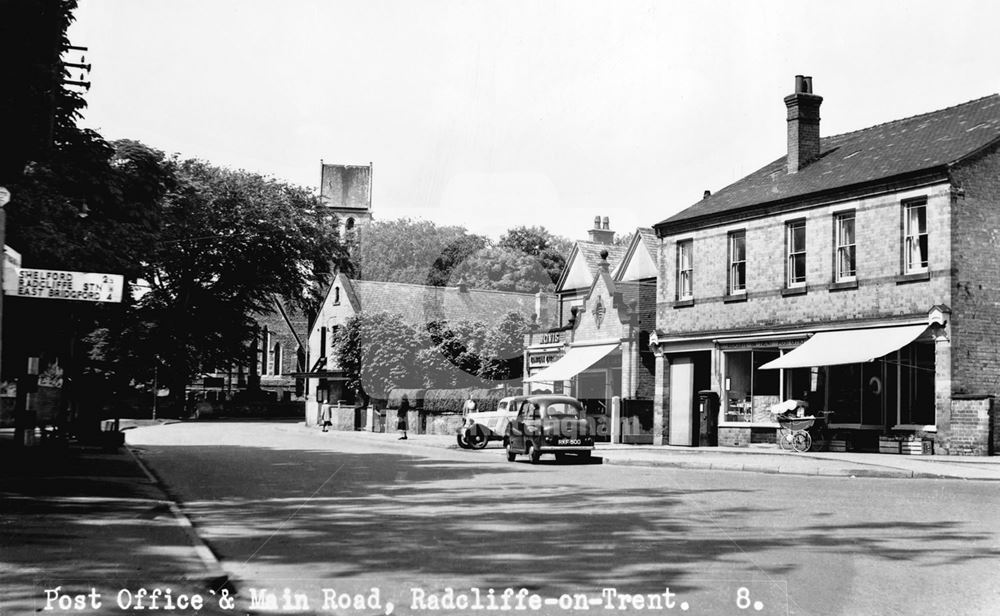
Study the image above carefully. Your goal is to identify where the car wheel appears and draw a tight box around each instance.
[468,425,490,449]
[506,441,516,462]
[528,442,541,464]
[456,432,472,449]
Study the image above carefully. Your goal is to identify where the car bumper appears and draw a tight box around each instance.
[537,445,594,452]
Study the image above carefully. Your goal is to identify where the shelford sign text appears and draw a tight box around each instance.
[9,268,124,303]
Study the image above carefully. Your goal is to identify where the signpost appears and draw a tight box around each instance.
[6,268,124,303]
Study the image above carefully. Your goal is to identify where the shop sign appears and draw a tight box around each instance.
[538,332,562,345]
[529,353,560,367]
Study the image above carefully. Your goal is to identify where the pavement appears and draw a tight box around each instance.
[0,428,234,615]
[276,422,1000,481]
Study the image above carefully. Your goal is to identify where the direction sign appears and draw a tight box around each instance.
[8,268,124,303]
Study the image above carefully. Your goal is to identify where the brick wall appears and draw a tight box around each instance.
[942,396,993,455]
[718,427,750,447]
[949,146,1000,398]
[657,184,952,334]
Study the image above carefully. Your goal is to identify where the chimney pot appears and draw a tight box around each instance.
[703,190,712,199]
[587,216,615,244]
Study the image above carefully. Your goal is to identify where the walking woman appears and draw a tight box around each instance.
[397,395,409,440]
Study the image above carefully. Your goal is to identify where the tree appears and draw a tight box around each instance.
[103,157,346,408]
[352,218,487,286]
[0,0,88,184]
[498,225,573,285]
[334,311,531,398]
[447,246,555,293]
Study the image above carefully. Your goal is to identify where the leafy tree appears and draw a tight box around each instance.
[0,0,87,184]
[352,218,487,286]
[334,311,530,398]
[447,246,555,293]
[498,225,572,285]
[614,230,636,247]
[94,157,347,408]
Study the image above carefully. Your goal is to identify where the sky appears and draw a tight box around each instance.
[67,0,1000,242]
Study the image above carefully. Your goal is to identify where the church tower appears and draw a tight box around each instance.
[319,161,373,247]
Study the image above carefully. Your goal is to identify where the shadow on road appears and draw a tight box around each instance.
[128,439,1000,614]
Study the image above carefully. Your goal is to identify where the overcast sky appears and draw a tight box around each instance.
[68,0,999,242]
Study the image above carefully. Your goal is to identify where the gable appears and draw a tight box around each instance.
[616,235,658,282]
[559,249,597,292]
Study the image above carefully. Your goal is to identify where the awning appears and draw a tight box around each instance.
[524,343,619,382]
[759,324,929,370]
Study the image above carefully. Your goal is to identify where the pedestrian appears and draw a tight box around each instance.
[397,395,409,440]
[320,404,332,432]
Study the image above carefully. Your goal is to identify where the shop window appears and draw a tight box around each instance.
[828,364,863,424]
[898,341,935,425]
[786,220,806,287]
[903,199,928,274]
[724,349,779,423]
[676,240,693,299]
[835,212,856,281]
[728,230,747,295]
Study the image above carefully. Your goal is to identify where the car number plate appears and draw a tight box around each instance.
[558,438,581,445]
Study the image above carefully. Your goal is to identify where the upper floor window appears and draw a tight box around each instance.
[786,220,806,287]
[728,230,747,295]
[903,199,928,274]
[676,240,693,300]
[835,212,856,282]
[333,286,340,304]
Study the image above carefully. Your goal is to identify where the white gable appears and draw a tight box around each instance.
[560,252,595,291]
[618,243,657,281]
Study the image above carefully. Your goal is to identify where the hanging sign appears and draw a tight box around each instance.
[7,268,124,303]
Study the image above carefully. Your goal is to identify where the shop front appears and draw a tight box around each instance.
[524,340,622,441]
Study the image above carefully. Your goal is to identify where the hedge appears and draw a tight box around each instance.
[422,387,512,413]
[386,388,425,410]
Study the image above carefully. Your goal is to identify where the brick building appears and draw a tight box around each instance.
[524,218,658,442]
[651,76,1000,455]
[304,273,554,428]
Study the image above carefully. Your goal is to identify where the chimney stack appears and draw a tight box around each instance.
[587,216,615,244]
[784,75,823,173]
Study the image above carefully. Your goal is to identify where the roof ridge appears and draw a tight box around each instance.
[823,93,1000,141]
[353,278,542,297]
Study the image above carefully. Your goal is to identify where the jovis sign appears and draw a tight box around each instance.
[9,268,124,303]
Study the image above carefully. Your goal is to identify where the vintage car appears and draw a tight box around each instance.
[504,395,594,463]
[457,396,527,449]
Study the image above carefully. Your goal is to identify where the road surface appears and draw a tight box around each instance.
[127,422,1000,616]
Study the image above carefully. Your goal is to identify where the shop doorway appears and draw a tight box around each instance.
[667,352,712,446]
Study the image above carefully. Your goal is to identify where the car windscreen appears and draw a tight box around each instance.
[542,403,581,418]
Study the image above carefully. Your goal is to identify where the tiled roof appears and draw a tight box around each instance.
[576,241,627,277]
[351,279,553,327]
[659,94,1000,229]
